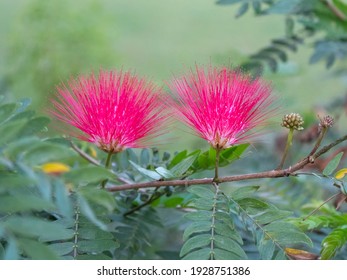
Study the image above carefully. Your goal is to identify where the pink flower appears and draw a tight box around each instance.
[50,70,167,153]
[169,65,276,150]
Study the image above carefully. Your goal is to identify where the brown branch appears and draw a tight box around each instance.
[70,141,130,184]
[323,0,347,21]
[70,141,101,166]
[106,134,347,192]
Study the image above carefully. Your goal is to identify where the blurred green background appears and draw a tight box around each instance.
[0,0,346,149]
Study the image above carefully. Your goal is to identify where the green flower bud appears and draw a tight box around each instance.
[281,113,304,131]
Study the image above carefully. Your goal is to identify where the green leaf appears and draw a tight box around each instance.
[78,239,119,254]
[170,153,199,176]
[129,160,161,180]
[0,194,54,213]
[0,103,16,124]
[180,234,211,257]
[236,2,249,18]
[23,142,72,165]
[0,174,34,193]
[216,0,243,5]
[48,242,74,256]
[54,179,73,218]
[155,167,175,179]
[219,144,249,166]
[183,221,212,241]
[182,248,211,260]
[3,238,19,260]
[126,149,138,164]
[78,196,108,231]
[78,226,113,240]
[264,222,313,247]
[214,221,243,243]
[65,166,114,184]
[258,237,276,260]
[4,136,40,158]
[168,150,187,169]
[4,216,74,241]
[185,210,212,221]
[140,149,150,166]
[321,227,347,259]
[0,120,27,146]
[255,210,292,224]
[231,186,260,200]
[18,116,50,137]
[78,188,116,212]
[17,238,59,260]
[213,235,247,259]
[237,198,270,214]
[191,197,214,210]
[323,152,344,176]
[188,185,215,199]
[266,0,301,14]
[213,248,242,260]
[77,254,112,260]
[0,243,4,259]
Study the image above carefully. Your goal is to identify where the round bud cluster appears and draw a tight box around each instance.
[281,113,304,131]
[319,115,334,129]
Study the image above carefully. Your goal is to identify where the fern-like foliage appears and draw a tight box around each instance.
[0,96,119,260]
[292,206,347,259]
[230,186,313,259]
[241,35,304,76]
[180,185,246,260]
[113,206,163,259]
[320,227,347,260]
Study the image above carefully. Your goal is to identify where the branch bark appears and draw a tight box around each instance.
[106,134,347,192]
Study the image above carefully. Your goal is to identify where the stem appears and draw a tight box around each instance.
[101,151,114,188]
[210,182,219,260]
[308,127,327,157]
[323,0,347,21]
[106,134,347,192]
[123,188,164,217]
[277,128,294,170]
[70,141,101,166]
[303,192,340,221]
[214,148,221,182]
[229,196,286,253]
[73,205,79,260]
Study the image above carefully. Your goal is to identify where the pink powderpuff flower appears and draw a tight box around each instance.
[169,65,276,150]
[50,70,168,153]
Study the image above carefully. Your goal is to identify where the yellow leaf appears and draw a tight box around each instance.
[285,248,319,260]
[335,168,347,180]
[40,162,70,175]
[88,146,97,158]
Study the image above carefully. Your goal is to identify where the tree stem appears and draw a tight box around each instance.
[101,151,114,188]
[277,128,294,170]
[214,148,221,182]
[106,133,347,192]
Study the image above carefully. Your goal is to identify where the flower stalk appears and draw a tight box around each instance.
[277,128,294,170]
[278,113,304,169]
[101,150,114,188]
[214,148,221,182]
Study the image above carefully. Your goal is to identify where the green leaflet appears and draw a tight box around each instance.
[323,152,344,176]
[321,227,347,259]
[17,238,59,260]
[232,186,312,259]
[170,153,199,177]
[130,160,161,180]
[4,216,74,242]
[180,234,211,257]
[65,166,114,185]
[181,185,246,260]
